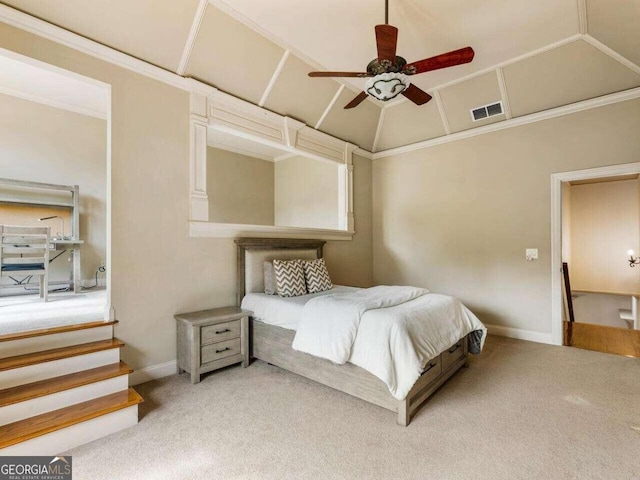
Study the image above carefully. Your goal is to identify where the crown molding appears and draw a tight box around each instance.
[0,84,106,119]
[353,148,374,159]
[372,86,640,159]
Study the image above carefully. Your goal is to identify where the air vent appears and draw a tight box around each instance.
[471,101,504,122]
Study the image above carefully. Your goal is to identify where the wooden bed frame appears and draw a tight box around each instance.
[235,237,469,426]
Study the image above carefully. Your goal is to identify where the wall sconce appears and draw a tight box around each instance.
[39,215,66,240]
[628,250,640,267]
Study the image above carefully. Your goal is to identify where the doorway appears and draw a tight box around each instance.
[0,48,112,334]
[552,165,640,357]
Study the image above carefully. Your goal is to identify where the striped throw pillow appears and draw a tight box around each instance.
[273,259,307,297]
[303,258,333,293]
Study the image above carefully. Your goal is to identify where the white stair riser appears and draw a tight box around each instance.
[0,375,128,426]
[0,326,114,359]
[0,404,139,456]
[0,349,120,389]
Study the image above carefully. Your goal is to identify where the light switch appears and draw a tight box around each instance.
[526,249,538,261]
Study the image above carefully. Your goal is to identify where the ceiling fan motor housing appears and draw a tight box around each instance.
[367,56,408,75]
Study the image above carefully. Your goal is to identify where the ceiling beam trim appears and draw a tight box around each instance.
[177,0,209,75]
[259,49,290,107]
[577,0,588,35]
[582,35,640,76]
[496,67,513,120]
[372,86,640,159]
[423,34,584,95]
[0,3,192,91]
[314,84,344,129]
[371,107,386,152]
[433,90,451,135]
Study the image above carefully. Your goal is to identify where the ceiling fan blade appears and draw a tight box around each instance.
[309,71,370,78]
[404,47,475,75]
[375,24,398,62]
[344,91,369,109]
[402,84,432,105]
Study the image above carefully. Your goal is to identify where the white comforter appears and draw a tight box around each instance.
[291,286,486,400]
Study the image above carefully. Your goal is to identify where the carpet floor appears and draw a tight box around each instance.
[66,336,640,480]
[0,289,106,334]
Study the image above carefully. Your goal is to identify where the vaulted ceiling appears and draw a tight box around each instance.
[2,0,639,152]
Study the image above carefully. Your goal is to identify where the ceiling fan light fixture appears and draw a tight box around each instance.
[364,72,410,102]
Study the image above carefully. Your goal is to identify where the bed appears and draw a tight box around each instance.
[235,237,486,426]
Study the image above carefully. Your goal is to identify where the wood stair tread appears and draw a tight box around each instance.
[0,338,125,372]
[0,361,133,407]
[0,388,143,449]
[0,320,118,342]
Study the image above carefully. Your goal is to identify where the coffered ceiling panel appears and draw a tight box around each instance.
[320,89,380,151]
[264,54,341,127]
[186,6,285,105]
[587,0,640,69]
[439,71,504,133]
[376,100,445,151]
[214,0,579,92]
[504,39,640,118]
[2,0,200,71]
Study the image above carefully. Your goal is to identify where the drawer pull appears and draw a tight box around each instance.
[423,362,437,373]
[215,347,231,353]
[448,343,462,354]
[215,329,231,334]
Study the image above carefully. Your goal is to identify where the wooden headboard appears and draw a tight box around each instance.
[234,238,326,306]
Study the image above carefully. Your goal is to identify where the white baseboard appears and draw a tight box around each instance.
[129,360,177,386]
[485,323,555,345]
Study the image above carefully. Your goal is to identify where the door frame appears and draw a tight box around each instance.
[550,162,640,345]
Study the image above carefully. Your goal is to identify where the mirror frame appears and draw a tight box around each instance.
[188,86,356,241]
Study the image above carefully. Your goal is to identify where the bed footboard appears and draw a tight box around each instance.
[251,318,468,426]
[398,336,468,426]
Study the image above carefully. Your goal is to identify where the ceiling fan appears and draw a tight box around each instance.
[308,0,475,109]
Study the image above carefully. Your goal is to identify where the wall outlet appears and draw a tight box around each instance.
[526,249,538,261]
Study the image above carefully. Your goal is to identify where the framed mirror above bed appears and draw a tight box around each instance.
[188,87,357,241]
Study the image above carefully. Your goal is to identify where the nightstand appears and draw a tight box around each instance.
[175,306,252,384]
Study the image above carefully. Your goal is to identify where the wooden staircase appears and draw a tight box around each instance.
[0,321,142,455]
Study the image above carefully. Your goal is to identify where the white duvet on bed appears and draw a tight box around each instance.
[241,286,358,330]
[241,285,486,400]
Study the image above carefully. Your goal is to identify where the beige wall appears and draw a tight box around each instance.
[0,22,373,370]
[274,156,339,230]
[0,94,106,284]
[325,154,373,288]
[207,147,274,226]
[569,179,640,294]
[572,292,630,328]
[373,98,640,333]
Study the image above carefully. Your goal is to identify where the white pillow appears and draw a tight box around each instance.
[263,261,277,295]
[273,259,307,297]
[303,258,333,293]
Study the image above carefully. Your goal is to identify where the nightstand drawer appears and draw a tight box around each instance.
[201,320,241,345]
[201,338,241,364]
[442,339,465,371]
